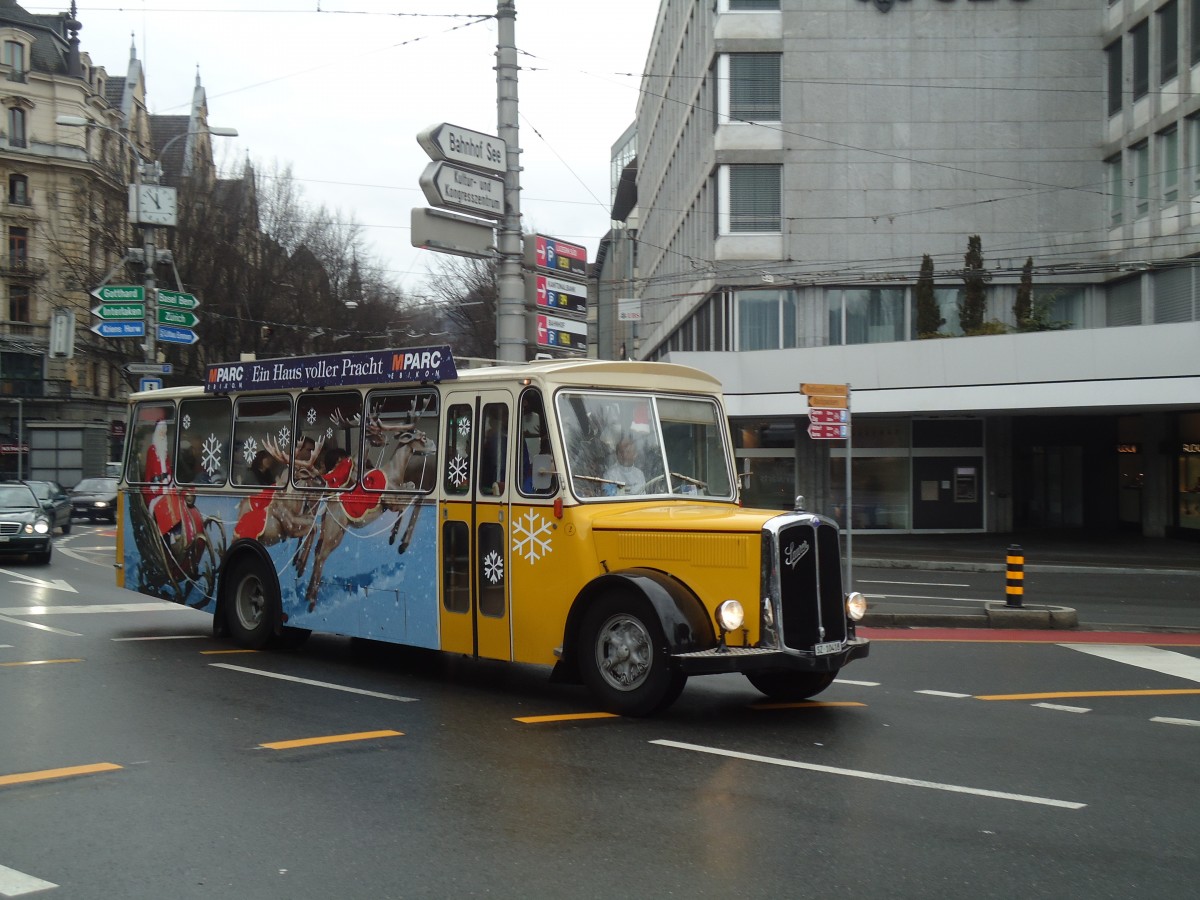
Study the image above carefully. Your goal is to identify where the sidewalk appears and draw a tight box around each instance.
[848,529,1200,576]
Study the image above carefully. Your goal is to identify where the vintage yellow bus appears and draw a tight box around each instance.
[117,346,868,715]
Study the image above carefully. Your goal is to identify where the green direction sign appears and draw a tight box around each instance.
[92,302,145,320]
[91,285,145,303]
[158,290,199,310]
[157,307,199,328]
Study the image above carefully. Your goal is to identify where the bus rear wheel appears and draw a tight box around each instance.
[745,670,836,702]
[578,595,686,717]
[224,558,277,650]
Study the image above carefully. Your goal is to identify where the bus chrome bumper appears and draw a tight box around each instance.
[672,637,870,676]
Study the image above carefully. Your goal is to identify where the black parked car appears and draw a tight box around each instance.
[70,477,119,523]
[24,480,71,534]
[0,482,53,563]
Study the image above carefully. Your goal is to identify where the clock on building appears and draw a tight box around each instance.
[129,184,178,226]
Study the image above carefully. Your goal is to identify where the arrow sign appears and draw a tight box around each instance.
[808,423,849,441]
[91,285,144,303]
[808,407,849,424]
[157,324,199,345]
[158,290,199,310]
[0,566,78,594]
[419,161,504,219]
[124,362,173,374]
[91,320,145,338]
[92,303,145,320]
[801,382,849,397]
[807,394,848,409]
[158,308,199,328]
[417,123,506,175]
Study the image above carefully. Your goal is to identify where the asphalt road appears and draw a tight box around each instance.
[1,526,1198,899]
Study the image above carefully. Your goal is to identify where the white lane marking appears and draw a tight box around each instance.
[858,579,971,588]
[210,663,417,702]
[1033,702,1091,714]
[0,567,76,594]
[652,739,1086,809]
[916,690,972,698]
[55,545,114,567]
[1151,717,1200,727]
[865,592,993,606]
[0,602,184,615]
[0,644,12,649]
[1061,644,1200,685]
[0,614,80,637]
[0,862,57,896]
[111,635,207,642]
[834,678,880,686]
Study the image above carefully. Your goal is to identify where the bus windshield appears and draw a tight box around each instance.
[556,391,734,500]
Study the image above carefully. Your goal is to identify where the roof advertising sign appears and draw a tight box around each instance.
[204,346,458,394]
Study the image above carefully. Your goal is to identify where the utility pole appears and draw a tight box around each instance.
[495,0,525,363]
[136,161,158,364]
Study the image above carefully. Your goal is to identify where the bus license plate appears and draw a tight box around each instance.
[813,641,840,656]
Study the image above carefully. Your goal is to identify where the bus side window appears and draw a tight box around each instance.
[176,397,231,486]
[518,389,556,496]
[363,389,439,492]
[231,395,292,487]
[479,403,509,496]
[296,390,362,490]
[444,404,473,496]
[129,402,176,484]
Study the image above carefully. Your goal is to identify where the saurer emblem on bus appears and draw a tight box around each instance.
[116,348,868,715]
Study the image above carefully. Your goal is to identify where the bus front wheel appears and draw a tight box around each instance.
[224,558,277,650]
[578,595,686,717]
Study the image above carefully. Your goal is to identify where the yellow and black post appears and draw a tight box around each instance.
[1005,544,1025,608]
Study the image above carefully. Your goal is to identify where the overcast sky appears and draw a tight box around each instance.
[66,0,658,297]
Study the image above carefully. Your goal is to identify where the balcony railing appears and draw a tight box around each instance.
[0,256,46,278]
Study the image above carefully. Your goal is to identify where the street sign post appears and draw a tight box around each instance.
[807,394,849,409]
[807,423,850,441]
[417,123,507,175]
[419,161,504,219]
[809,407,849,424]
[90,285,144,303]
[534,313,587,353]
[124,362,173,375]
[91,303,145,320]
[139,377,163,392]
[91,320,145,338]
[411,207,495,259]
[157,290,199,310]
[157,324,198,345]
[801,382,849,397]
[528,274,587,318]
[525,234,588,280]
[158,308,199,328]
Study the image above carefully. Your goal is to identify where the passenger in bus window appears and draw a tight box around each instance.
[603,435,646,495]
[250,449,281,486]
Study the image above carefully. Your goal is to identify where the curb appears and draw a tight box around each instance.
[863,604,1079,630]
[853,557,1199,577]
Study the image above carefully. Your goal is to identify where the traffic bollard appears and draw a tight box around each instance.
[1005,544,1024,608]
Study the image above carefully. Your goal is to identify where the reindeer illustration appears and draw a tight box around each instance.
[296,397,435,611]
[232,434,324,545]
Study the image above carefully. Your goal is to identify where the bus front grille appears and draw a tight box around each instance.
[775,518,846,651]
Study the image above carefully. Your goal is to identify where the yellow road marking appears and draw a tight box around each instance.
[751,701,868,710]
[200,648,260,655]
[260,730,403,750]
[977,688,1200,701]
[0,658,84,667]
[514,712,620,724]
[0,762,122,787]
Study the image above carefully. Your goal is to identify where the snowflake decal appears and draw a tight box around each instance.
[306,407,317,426]
[483,550,504,585]
[277,425,291,447]
[326,426,334,439]
[513,509,554,563]
[448,455,469,487]
[242,437,258,464]
[181,413,192,430]
[201,434,223,476]
[457,417,471,439]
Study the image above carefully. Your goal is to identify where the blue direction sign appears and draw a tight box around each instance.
[158,324,199,345]
[91,320,145,338]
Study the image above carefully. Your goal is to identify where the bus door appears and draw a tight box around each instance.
[440,389,514,661]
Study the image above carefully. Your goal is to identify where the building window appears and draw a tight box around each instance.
[1190,117,1200,195]
[1161,1,1179,83]
[8,226,28,265]
[719,164,782,233]
[8,174,28,206]
[1132,19,1150,100]
[7,285,30,322]
[720,54,781,123]
[3,40,24,76]
[1132,141,1150,217]
[1106,155,1123,226]
[1153,267,1196,323]
[1106,38,1123,116]
[828,289,906,345]
[6,108,26,148]
[1106,277,1142,327]
[736,289,795,350]
[726,0,780,9]
[1192,0,1200,66]
[1161,127,1180,203]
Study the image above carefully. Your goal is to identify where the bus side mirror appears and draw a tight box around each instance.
[532,454,554,491]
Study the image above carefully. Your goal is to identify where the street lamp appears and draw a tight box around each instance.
[55,115,237,364]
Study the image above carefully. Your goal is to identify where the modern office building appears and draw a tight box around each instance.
[612,0,1200,539]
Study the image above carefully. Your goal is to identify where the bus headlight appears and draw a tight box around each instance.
[716,599,745,633]
[845,591,867,621]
